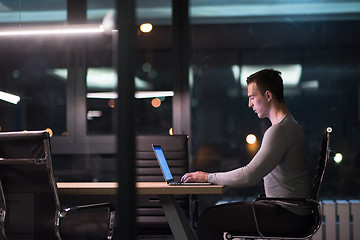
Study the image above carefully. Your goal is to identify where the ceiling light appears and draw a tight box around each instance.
[135,91,174,99]
[87,92,118,99]
[87,91,174,99]
[0,91,20,104]
[0,24,104,36]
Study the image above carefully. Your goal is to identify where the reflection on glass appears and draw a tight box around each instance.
[85,67,174,135]
[190,0,360,199]
[0,66,67,135]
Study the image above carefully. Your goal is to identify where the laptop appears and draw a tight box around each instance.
[152,144,211,186]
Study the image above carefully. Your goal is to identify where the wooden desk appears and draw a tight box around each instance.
[57,181,224,195]
[57,182,225,240]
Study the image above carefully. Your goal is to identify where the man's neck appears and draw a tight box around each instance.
[268,102,289,125]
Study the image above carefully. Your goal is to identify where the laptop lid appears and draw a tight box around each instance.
[152,144,175,184]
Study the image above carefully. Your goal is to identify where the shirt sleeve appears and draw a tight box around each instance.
[207,124,290,188]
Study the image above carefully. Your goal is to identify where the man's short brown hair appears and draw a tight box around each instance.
[246,69,285,102]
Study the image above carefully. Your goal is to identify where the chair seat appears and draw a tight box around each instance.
[226,225,318,239]
[60,203,115,239]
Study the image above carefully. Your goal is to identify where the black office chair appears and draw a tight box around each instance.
[135,134,190,235]
[225,127,334,239]
[0,130,115,240]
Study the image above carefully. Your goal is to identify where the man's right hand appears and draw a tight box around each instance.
[181,171,210,183]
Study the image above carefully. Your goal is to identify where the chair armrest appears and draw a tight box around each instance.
[60,202,115,240]
[61,202,115,216]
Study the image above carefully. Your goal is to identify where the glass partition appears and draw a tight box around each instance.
[0,0,358,199]
[85,0,173,136]
[0,35,68,136]
[190,0,360,202]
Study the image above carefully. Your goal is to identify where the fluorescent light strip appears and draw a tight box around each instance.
[87,92,118,99]
[0,24,104,36]
[0,91,20,104]
[135,91,174,99]
[87,91,174,99]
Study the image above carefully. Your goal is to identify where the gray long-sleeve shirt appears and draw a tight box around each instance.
[207,115,312,214]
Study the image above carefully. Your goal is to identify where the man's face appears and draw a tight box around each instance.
[247,82,270,119]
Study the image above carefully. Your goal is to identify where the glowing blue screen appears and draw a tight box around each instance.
[153,146,173,181]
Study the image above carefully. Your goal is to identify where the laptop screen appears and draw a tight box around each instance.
[152,145,174,182]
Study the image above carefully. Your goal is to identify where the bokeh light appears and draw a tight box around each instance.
[334,153,343,164]
[108,99,115,108]
[142,62,152,72]
[151,98,161,108]
[140,23,153,33]
[246,134,257,145]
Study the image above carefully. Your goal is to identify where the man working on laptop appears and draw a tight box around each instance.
[181,69,313,240]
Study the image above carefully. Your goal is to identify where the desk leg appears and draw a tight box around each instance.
[158,195,197,240]
[189,194,198,230]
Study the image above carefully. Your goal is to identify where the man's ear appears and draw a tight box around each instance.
[265,90,273,101]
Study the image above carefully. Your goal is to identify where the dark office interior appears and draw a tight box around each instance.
[0,0,359,239]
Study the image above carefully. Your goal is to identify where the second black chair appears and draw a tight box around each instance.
[0,130,115,240]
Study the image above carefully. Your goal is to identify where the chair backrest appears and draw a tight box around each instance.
[135,134,189,235]
[135,134,189,182]
[311,127,333,201]
[0,130,61,239]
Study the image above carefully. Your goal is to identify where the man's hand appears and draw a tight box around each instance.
[181,171,210,183]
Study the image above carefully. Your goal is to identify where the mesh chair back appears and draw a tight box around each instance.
[0,131,61,240]
[310,127,332,201]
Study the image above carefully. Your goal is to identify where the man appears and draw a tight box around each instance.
[181,69,313,239]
